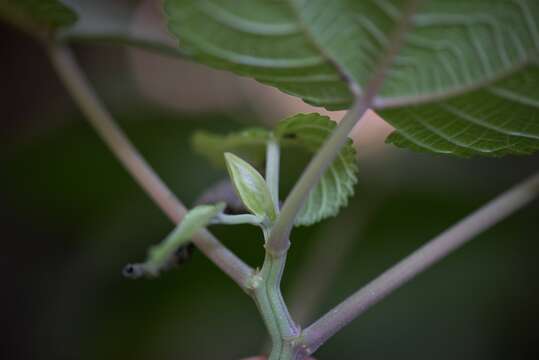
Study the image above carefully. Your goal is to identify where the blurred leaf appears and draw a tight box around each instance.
[0,0,77,34]
[224,152,276,221]
[0,0,188,60]
[164,0,539,157]
[127,202,226,277]
[275,113,358,226]
[192,127,270,168]
[58,0,188,57]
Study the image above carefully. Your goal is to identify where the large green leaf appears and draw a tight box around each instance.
[0,0,77,34]
[164,0,539,156]
[164,0,354,109]
[384,65,539,156]
[275,114,358,225]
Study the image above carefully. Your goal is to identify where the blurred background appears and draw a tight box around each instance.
[1,1,538,359]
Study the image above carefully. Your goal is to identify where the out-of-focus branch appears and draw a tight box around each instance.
[302,171,539,354]
[46,43,253,289]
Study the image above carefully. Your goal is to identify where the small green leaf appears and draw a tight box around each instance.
[191,114,358,226]
[192,127,270,167]
[275,113,358,226]
[0,0,77,34]
[224,152,276,221]
[125,202,225,278]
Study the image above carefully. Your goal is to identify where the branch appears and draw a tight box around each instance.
[302,171,539,354]
[265,99,366,256]
[253,252,300,359]
[45,43,253,289]
[266,136,280,214]
[265,0,421,256]
[213,213,263,226]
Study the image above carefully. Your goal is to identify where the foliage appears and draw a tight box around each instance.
[4,0,538,156]
[1,1,538,359]
[164,0,539,157]
[124,202,226,278]
[195,114,359,226]
[275,113,358,225]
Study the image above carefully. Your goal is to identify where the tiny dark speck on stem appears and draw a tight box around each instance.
[122,264,145,279]
[175,243,196,265]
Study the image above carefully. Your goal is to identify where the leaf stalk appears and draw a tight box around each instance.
[266,135,281,214]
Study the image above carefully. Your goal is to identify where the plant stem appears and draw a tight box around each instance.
[266,136,280,215]
[45,43,253,289]
[213,213,263,226]
[265,0,421,256]
[250,222,299,359]
[302,171,539,354]
[253,252,300,360]
[249,136,300,359]
[265,98,368,256]
[256,0,420,350]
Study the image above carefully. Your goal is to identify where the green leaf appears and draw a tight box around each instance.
[0,0,77,34]
[164,0,539,157]
[164,0,353,110]
[164,0,538,108]
[383,64,539,157]
[224,152,276,221]
[275,113,358,225]
[191,114,358,226]
[192,127,270,167]
[125,202,226,278]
